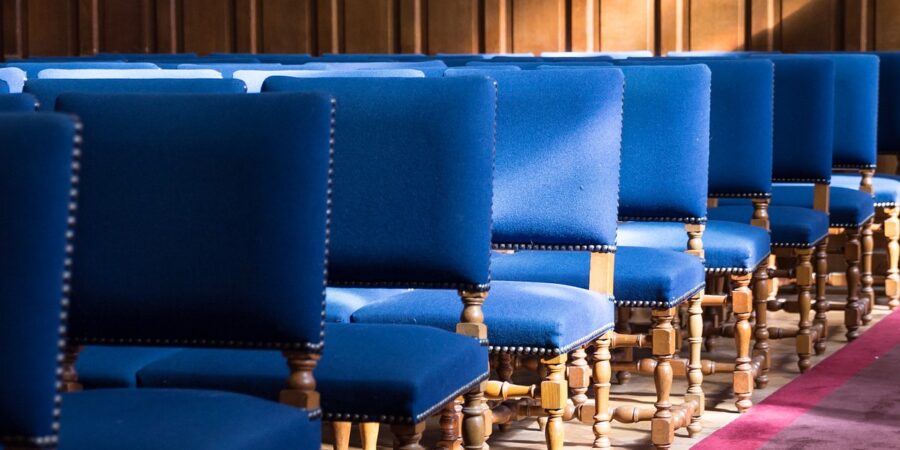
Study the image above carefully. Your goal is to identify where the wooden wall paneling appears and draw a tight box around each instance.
[510,0,565,54]
[484,0,510,53]
[844,0,874,51]
[343,0,396,53]
[571,0,599,52]
[875,0,900,50]
[780,0,842,52]
[87,0,155,54]
[258,0,316,53]
[317,0,341,54]
[658,0,690,55]
[598,0,654,52]
[426,0,479,54]
[689,0,746,51]
[233,0,258,53]
[748,0,780,50]
[77,0,98,55]
[181,0,235,54]
[3,0,28,58]
[26,0,79,56]
[156,0,182,53]
[398,0,423,53]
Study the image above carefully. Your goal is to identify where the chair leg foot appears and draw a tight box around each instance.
[731,274,753,412]
[752,265,770,388]
[592,333,613,449]
[814,239,829,355]
[651,307,676,449]
[391,422,426,450]
[686,294,705,437]
[333,421,352,450]
[795,248,814,373]
[845,227,863,341]
[461,384,487,450]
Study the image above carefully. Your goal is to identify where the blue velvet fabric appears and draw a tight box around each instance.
[489,247,705,308]
[769,185,875,227]
[55,93,333,350]
[831,173,900,207]
[817,54,880,168]
[0,94,37,112]
[239,69,424,93]
[76,347,181,388]
[264,77,495,291]
[25,79,247,111]
[177,63,284,77]
[754,56,835,183]
[0,67,26,93]
[325,288,409,323]
[709,205,829,247]
[136,324,489,424]
[0,114,75,447]
[3,62,158,78]
[877,52,900,155]
[617,220,771,271]
[58,389,319,450]
[351,281,614,354]
[465,61,613,69]
[0,80,7,93]
[445,69,623,250]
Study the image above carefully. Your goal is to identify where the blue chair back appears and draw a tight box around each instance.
[4,62,159,78]
[0,80,7,94]
[467,61,613,70]
[0,113,76,449]
[55,92,334,351]
[0,94,37,112]
[177,63,284,77]
[263,77,496,291]
[25,78,247,111]
[445,68,624,251]
[237,69,424,93]
[0,67,26,93]
[876,52,900,155]
[37,69,222,79]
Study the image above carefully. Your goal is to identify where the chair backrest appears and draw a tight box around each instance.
[0,113,76,449]
[177,63,284,77]
[445,68,624,252]
[25,78,247,111]
[236,69,424,93]
[56,92,334,351]
[615,59,775,199]
[263,77,496,292]
[5,62,159,78]
[467,61,613,69]
[0,93,38,112]
[37,69,222,79]
[299,61,447,77]
[876,52,900,156]
[0,80,7,94]
[750,55,835,184]
[0,67,27,93]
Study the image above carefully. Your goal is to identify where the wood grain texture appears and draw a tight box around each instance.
[182,0,234,54]
[511,0,565,53]
[599,0,654,52]
[690,0,745,51]
[427,0,479,54]
[343,0,395,53]
[780,0,842,52]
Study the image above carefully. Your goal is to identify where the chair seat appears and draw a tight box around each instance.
[490,247,705,308]
[325,287,409,323]
[709,205,829,248]
[136,323,489,424]
[831,173,900,207]
[59,388,319,450]
[768,185,875,227]
[76,347,181,388]
[616,220,770,272]
[350,280,614,355]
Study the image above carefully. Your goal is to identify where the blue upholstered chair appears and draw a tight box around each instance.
[234,68,425,93]
[0,80,7,94]
[0,67,26,93]
[1,94,333,449]
[24,78,247,112]
[177,63,285,77]
[36,69,222,79]
[0,93,37,112]
[3,62,159,78]
[119,78,497,450]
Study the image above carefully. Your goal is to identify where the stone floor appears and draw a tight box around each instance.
[321,290,894,449]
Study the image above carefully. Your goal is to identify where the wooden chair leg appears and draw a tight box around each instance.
[651,307,676,449]
[496,353,514,432]
[615,306,632,384]
[461,384,487,450]
[885,207,900,310]
[686,294,704,437]
[333,422,352,450]
[540,354,568,450]
[391,422,426,450]
[437,400,461,450]
[845,227,863,341]
[795,248,814,373]
[862,219,875,325]
[752,264,770,388]
[569,347,590,409]
[730,274,753,413]
[592,333,613,449]
[814,238,830,355]
[360,422,380,450]
[61,344,84,392]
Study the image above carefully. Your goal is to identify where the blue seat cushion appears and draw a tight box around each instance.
[616,220,770,272]
[76,346,180,388]
[770,185,876,227]
[325,287,409,323]
[136,324,488,424]
[59,389,319,450]
[490,248,704,308]
[351,281,614,355]
[709,205,829,248]
[831,173,900,207]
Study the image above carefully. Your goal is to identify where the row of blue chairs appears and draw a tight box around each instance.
[0,51,897,450]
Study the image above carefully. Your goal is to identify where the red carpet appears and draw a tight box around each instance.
[693,309,900,449]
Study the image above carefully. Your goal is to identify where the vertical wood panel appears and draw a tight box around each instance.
[511,0,565,53]
[571,0,599,52]
[875,0,900,50]
[155,0,182,53]
[658,0,689,55]
[94,0,155,54]
[599,0,654,51]
[749,0,780,50]
[233,0,259,53]
[3,0,28,57]
[27,0,79,56]
[260,0,316,53]
[316,0,341,54]
[844,0,873,50]
[484,0,510,53]
[426,0,478,54]
[182,0,234,54]
[690,0,745,51]
[781,0,842,52]
[343,0,395,53]
[398,0,423,53]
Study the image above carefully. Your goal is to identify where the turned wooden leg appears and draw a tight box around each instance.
[437,400,462,450]
[333,422,352,450]
[686,294,704,437]
[61,344,84,392]
[462,384,487,450]
[845,227,863,341]
[360,422,380,450]
[752,264,770,388]
[592,333,612,449]
[280,351,321,410]
[496,352,514,433]
[862,219,875,325]
[766,254,779,308]
[651,308,676,450]
[885,207,900,310]
[814,238,829,355]
[795,248,814,373]
[541,354,568,450]
[731,273,753,413]
[568,347,590,409]
[615,306,632,385]
[391,422,426,450]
